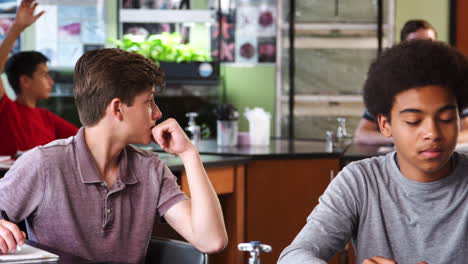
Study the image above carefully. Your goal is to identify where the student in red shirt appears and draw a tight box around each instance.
[0,1,78,157]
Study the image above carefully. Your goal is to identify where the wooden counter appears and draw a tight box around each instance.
[150,141,344,264]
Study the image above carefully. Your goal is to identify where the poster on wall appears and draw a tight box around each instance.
[122,22,190,44]
[0,0,16,14]
[257,5,276,37]
[35,1,106,68]
[232,1,276,64]
[211,12,235,62]
[236,5,257,34]
[34,4,58,64]
[236,35,257,64]
[258,36,275,63]
[235,4,257,64]
[0,17,20,53]
[123,22,175,36]
[121,0,180,9]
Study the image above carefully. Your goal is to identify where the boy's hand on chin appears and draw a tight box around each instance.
[152,118,196,156]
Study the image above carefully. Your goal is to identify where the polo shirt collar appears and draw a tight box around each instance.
[119,146,138,185]
[75,127,138,185]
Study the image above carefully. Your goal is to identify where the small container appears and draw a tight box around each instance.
[185,112,200,145]
[244,107,271,147]
[248,117,270,146]
[325,130,334,152]
[217,120,238,146]
[237,132,250,146]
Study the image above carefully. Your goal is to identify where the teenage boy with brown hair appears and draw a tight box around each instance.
[279,40,468,264]
[0,41,227,264]
[0,0,78,156]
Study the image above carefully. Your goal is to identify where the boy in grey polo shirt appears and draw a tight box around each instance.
[279,41,468,264]
[0,10,227,264]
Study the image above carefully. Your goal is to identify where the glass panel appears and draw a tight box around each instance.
[293,48,376,95]
[296,0,388,24]
[281,115,361,140]
[121,0,181,9]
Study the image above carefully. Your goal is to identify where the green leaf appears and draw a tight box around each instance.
[111,32,212,63]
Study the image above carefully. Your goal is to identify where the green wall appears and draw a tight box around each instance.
[395,0,449,42]
[220,65,276,134]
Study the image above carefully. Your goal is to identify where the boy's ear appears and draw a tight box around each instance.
[377,114,392,137]
[109,98,124,121]
[19,75,31,90]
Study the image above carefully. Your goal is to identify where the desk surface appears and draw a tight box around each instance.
[157,152,250,171]
[142,139,341,160]
[25,240,92,264]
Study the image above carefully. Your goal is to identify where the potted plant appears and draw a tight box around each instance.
[111,32,219,82]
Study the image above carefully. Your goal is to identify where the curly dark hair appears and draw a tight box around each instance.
[363,40,468,121]
[400,19,436,41]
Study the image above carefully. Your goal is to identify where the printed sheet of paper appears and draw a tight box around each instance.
[0,244,59,263]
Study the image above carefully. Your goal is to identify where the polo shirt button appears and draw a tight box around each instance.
[107,209,111,214]
[101,183,106,187]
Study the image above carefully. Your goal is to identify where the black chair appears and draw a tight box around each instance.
[145,237,208,264]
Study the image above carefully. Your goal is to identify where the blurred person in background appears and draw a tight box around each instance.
[0,0,78,157]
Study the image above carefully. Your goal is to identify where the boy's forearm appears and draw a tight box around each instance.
[354,130,393,145]
[278,250,328,264]
[179,150,228,251]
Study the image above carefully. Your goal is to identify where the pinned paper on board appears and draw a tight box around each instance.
[34,2,106,67]
[235,35,257,64]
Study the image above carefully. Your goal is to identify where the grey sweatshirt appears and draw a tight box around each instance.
[278,152,468,264]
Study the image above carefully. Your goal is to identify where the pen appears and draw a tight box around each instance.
[0,210,23,253]
[1,210,10,221]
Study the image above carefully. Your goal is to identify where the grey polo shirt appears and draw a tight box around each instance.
[0,128,187,263]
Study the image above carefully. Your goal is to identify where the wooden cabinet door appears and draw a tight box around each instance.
[245,158,340,264]
[455,0,468,56]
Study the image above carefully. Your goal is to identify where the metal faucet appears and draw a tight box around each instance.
[185,112,200,144]
[238,241,272,264]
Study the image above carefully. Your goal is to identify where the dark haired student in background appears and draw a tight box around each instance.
[0,0,77,157]
[279,40,468,264]
[353,19,437,145]
[399,19,437,41]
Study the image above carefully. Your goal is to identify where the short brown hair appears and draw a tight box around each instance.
[73,48,165,126]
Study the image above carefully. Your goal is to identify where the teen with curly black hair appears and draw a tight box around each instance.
[279,40,468,264]
[364,40,468,119]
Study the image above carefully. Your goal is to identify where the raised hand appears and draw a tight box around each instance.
[15,0,45,30]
